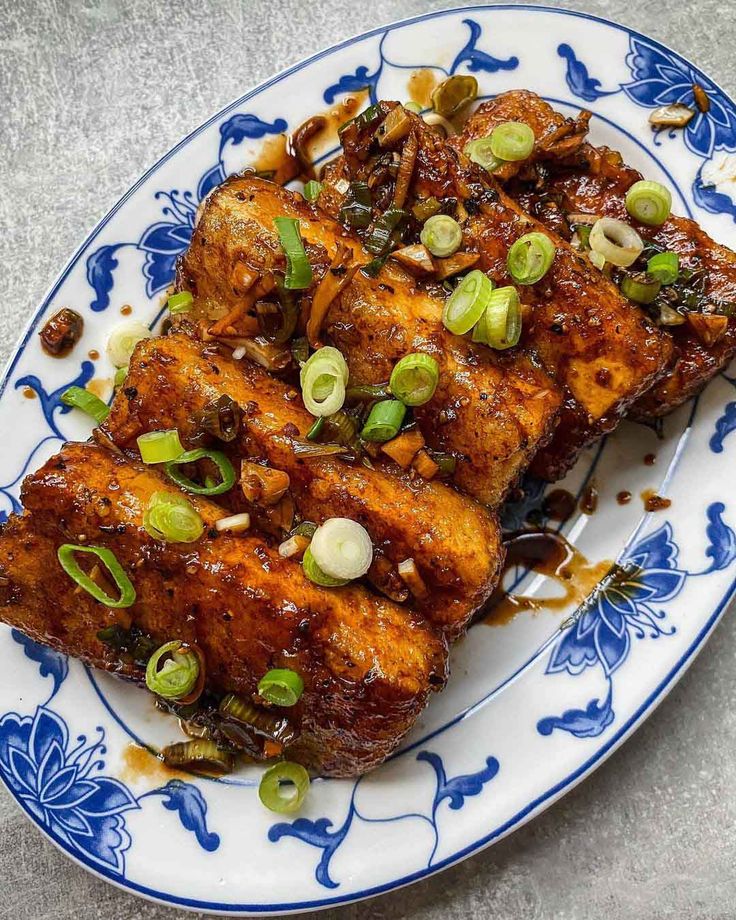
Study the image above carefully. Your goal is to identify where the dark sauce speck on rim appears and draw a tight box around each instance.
[39,307,83,357]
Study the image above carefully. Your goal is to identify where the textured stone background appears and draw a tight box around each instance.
[1,1,736,917]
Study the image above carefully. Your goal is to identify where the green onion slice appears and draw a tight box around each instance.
[302,545,349,587]
[473,286,523,350]
[464,138,504,173]
[620,273,662,305]
[365,209,406,256]
[60,386,110,425]
[273,217,313,290]
[300,346,349,417]
[404,100,422,114]
[431,74,478,117]
[306,417,325,441]
[389,353,439,406]
[360,399,406,442]
[167,291,194,314]
[647,251,680,284]
[57,544,136,608]
[339,181,372,229]
[310,517,373,581]
[338,103,382,137]
[143,491,204,543]
[165,448,236,496]
[106,320,151,368]
[507,232,556,285]
[420,214,462,258]
[258,761,310,814]
[145,640,200,700]
[113,367,127,388]
[258,668,305,706]
[443,269,494,335]
[137,429,185,464]
[589,217,643,268]
[489,121,535,162]
[303,180,323,202]
[625,179,672,226]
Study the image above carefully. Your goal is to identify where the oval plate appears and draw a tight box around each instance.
[2,5,736,914]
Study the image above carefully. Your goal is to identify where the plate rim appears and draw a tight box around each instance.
[2,3,736,914]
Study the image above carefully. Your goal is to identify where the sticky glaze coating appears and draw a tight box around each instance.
[325,102,671,481]
[0,443,448,776]
[462,91,736,419]
[101,333,503,638]
[178,174,561,506]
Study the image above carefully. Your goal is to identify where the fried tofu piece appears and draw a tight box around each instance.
[101,332,503,639]
[177,175,560,505]
[328,104,671,480]
[463,91,736,419]
[0,443,447,777]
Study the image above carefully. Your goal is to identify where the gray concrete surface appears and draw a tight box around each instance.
[1,0,735,917]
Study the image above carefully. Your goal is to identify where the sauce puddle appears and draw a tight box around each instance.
[119,743,186,784]
[484,529,614,627]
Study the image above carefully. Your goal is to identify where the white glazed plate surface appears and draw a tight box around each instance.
[2,5,736,914]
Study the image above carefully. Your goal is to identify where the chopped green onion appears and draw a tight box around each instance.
[338,103,382,137]
[404,101,422,114]
[362,254,389,278]
[464,137,503,174]
[274,217,313,290]
[303,180,323,202]
[412,197,442,222]
[302,545,348,586]
[300,346,349,417]
[345,383,391,403]
[507,232,556,285]
[310,517,373,581]
[625,180,672,226]
[389,353,439,406]
[106,321,151,367]
[339,181,372,229]
[165,448,236,496]
[489,121,535,162]
[258,668,305,706]
[647,251,680,284]
[145,640,200,700]
[443,269,494,334]
[162,740,233,776]
[306,417,325,440]
[294,521,318,539]
[167,291,194,314]
[620,273,662,305]
[57,544,136,608]
[365,209,406,255]
[431,75,478,117]
[360,399,406,442]
[574,224,592,250]
[258,761,310,814]
[113,367,127,388]
[143,491,204,543]
[291,336,309,367]
[137,429,185,464]
[60,386,110,425]
[473,286,523,349]
[433,452,457,477]
[420,215,462,258]
[589,217,643,268]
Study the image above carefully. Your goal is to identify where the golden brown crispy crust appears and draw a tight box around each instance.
[102,332,503,639]
[330,103,671,480]
[178,174,561,505]
[0,443,448,777]
[464,91,736,419]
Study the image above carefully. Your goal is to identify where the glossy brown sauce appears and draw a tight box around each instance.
[304,92,367,162]
[88,349,100,360]
[120,743,185,783]
[644,453,657,466]
[408,69,438,108]
[641,488,672,512]
[120,304,133,316]
[580,482,599,515]
[253,135,301,185]
[87,378,111,401]
[617,490,632,505]
[484,530,614,626]
[542,488,576,522]
[22,387,36,400]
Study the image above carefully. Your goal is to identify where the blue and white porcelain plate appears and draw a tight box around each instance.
[2,5,736,913]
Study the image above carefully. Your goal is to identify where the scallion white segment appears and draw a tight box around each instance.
[309,518,373,581]
[106,321,152,368]
[299,346,349,417]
